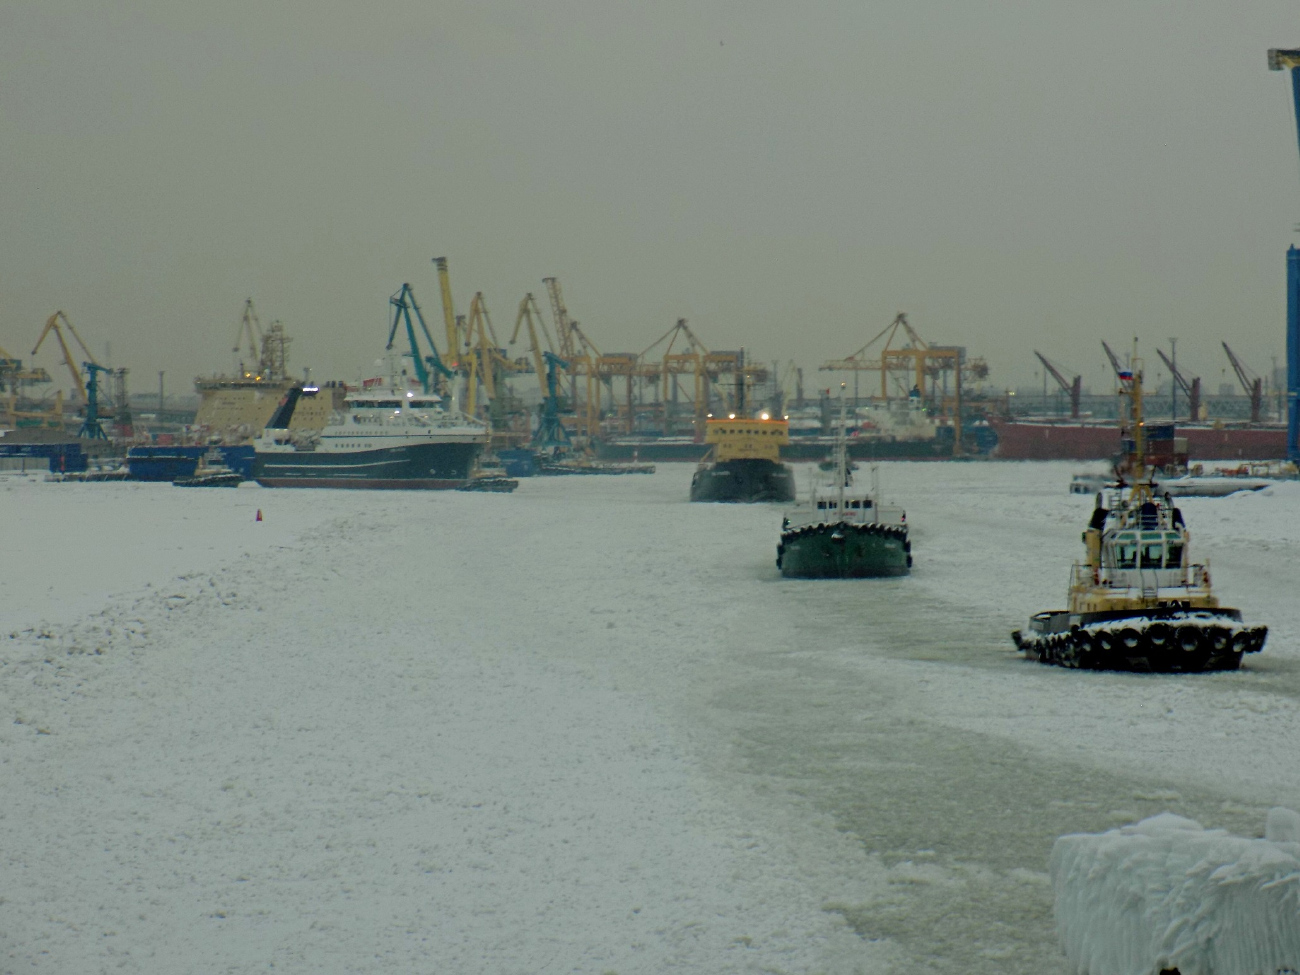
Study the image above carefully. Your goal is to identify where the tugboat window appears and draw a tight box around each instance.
[1114,542,1138,568]
[1140,541,1164,568]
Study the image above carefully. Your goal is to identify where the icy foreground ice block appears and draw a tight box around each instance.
[1049,811,1300,975]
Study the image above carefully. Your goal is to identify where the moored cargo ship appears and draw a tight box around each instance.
[990,417,1286,461]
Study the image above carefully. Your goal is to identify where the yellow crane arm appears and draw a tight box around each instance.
[32,311,90,402]
[510,295,550,393]
[433,257,459,369]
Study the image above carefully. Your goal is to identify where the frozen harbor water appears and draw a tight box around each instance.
[2,463,1298,973]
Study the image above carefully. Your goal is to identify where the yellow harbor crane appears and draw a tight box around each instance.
[821,312,969,449]
[639,319,709,435]
[32,310,99,403]
[0,340,59,430]
[462,291,526,417]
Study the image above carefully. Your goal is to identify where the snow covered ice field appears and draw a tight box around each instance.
[2,462,1298,974]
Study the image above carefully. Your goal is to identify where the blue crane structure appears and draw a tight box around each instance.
[534,351,572,451]
[1268,48,1300,461]
[387,283,454,395]
[79,362,110,440]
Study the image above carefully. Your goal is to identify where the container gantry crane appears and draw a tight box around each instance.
[1222,342,1263,423]
[1033,350,1082,419]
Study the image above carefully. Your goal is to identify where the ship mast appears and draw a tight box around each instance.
[836,383,847,515]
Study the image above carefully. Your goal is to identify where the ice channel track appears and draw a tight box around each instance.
[2,464,1299,975]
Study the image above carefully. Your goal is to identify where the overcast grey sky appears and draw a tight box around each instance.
[3,0,1298,397]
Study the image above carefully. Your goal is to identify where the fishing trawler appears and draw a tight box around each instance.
[777,390,910,577]
[1012,357,1267,671]
[252,382,488,489]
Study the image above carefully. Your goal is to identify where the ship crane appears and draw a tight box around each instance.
[233,299,263,376]
[387,284,454,396]
[1222,342,1263,423]
[1156,347,1201,421]
[1033,350,1082,419]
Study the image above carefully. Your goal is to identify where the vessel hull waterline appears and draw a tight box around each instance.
[778,523,910,578]
[253,440,482,490]
[689,459,796,503]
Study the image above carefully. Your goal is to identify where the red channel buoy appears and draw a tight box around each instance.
[256,509,263,522]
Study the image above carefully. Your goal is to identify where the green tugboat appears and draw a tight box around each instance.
[776,390,910,578]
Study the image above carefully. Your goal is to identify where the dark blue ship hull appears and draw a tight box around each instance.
[253,440,481,489]
[126,446,207,481]
[126,444,254,481]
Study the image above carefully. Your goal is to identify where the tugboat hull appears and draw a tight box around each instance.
[1012,609,1267,672]
[690,459,796,503]
[778,523,910,578]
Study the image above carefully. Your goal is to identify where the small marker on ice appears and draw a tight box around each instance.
[256,509,263,522]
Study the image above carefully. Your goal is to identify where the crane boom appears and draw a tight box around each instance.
[1156,348,1201,421]
[1033,350,1082,419]
[1101,341,1125,381]
[542,277,575,361]
[432,257,460,371]
[33,311,98,403]
[387,284,453,394]
[1222,342,1263,423]
[233,298,262,372]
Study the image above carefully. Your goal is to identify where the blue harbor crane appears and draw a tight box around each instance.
[534,351,572,451]
[387,283,454,395]
[79,362,110,440]
[1267,48,1300,460]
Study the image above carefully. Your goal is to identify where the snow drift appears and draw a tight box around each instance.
[1050,810,1300,974]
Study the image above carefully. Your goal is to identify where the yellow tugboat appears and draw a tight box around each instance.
[1012,352,1267,672]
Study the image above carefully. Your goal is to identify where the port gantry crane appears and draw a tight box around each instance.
[1221,342,1264,423]
[510,293,574,452]
[1156,347,1201,422]
[639,318,709,436]
[78,362,111,440]
[460,292,512,417]
[821,313,966,449]
[1269,48,1300,460]
[1032,350,1082,419]
[540,276,604,435]
[387,283,454,396]
[0,342,57,430]
[32,310,99,403]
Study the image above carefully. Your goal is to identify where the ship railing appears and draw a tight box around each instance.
[1078,561,1212,591]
